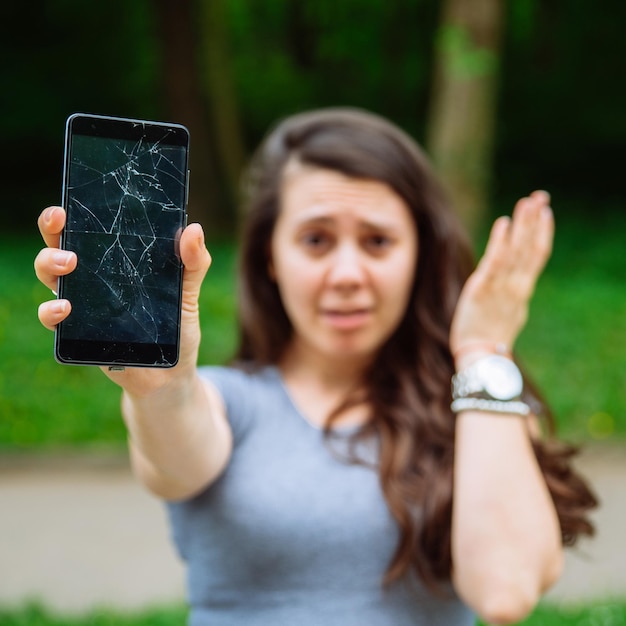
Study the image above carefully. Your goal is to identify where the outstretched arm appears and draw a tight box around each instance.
[449,191,563,624]
[35,206,233,500]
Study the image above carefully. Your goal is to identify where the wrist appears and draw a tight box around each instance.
[453,341,512,371]
[123,371,200,413]
[451,353,528,417]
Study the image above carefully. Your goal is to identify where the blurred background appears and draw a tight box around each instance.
[0,0,624,621]
[3,0,625,234]
[1,0,623,450]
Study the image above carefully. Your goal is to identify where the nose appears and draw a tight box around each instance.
[326,242,366,290]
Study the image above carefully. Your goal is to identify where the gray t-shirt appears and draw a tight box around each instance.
[166,365,475,626]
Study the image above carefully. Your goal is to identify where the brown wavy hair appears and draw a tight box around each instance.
[233,107,597,587]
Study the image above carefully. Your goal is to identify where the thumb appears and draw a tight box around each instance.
[179,222,212,313]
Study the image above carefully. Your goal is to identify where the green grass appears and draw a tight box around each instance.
[0,236,237,452]
[0,208,623,449]
[512,601,626,625]
[0,602,187,625]
[514,208,626,440]
[2,600,626,625]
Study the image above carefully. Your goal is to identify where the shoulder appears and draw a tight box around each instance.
[198,362,279,397]
[198,363,281,441]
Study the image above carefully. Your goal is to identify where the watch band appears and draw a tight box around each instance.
[451,398,531,416]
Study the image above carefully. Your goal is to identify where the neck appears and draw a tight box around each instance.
[277,343,372,428]
[279,342,371,392]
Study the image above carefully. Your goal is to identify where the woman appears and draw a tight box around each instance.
[35,108,596,625]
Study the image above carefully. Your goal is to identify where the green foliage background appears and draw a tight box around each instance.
[2,0,626,228]
[0,1,623,447]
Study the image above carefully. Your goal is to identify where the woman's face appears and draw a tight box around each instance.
[270,162,418,367]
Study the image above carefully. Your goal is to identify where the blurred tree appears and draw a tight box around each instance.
[495,0,626,210]
[1,0,625,233]
[0,0,161,230]
[226,0,438,144]
[154,0,237,232]
[426,0,504,237]
[196,0,247,224]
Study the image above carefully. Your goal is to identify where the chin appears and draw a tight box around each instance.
[324,340,381,363]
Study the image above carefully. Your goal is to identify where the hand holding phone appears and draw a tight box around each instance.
[36,206,212,398]
[55,114,190,367]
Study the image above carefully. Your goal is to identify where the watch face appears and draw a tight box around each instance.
[476,355,524,400]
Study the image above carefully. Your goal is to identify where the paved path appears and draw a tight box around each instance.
[0,443,624,614]
[0,453,185,614]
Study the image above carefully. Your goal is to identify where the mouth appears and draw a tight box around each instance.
[321,308,372,330]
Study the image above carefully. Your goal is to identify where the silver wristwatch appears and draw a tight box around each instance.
[451,355,530,416]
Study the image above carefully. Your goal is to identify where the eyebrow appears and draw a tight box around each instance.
[295,214,404,234]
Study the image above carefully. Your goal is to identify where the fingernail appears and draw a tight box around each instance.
[538,190,551,202]
[197,234,208,254]
[44,206,58,224]
[53,251,71,267]
[51,300,67,315]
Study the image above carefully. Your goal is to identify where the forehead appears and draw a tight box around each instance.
[279,162,413,229]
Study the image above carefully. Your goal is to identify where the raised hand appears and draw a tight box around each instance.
[450,191,554,367]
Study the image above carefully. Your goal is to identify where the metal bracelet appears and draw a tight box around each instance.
[451,398,531,416]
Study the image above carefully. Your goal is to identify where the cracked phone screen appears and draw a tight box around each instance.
[57,123,188,366]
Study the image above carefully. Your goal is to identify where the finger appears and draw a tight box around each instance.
[509,189,552,250]
[509,196,540,251]
[529,189,550,205]
[37,206,66,248]
[38,299,72,331]
[503,196,554,299]
[529,190,555,259]
[34,248,78,291]
[528,203,555,275]
[179,222,212,315]
[510,193,554,271]
[474,215,511,278]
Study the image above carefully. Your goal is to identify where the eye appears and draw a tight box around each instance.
[299,230,333,254]
[363,233,393,254]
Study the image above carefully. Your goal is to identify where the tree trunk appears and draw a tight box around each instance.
[153,0,221,231]
[195,0,247,224]
[426,0,504,239]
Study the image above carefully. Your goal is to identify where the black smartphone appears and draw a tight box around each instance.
[55,113,190,368]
